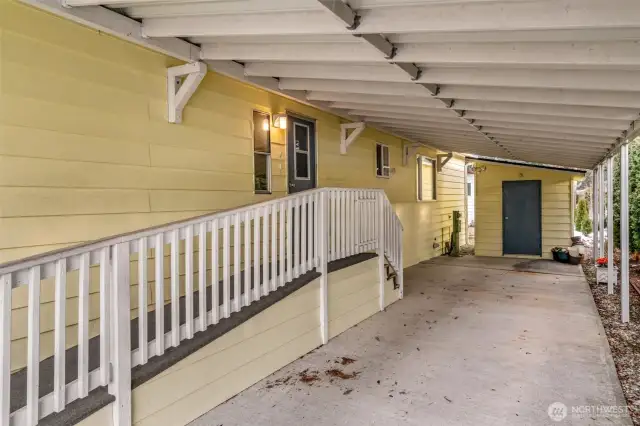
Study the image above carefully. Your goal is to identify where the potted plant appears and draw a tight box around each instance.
[595,257,618,284]
[551,247,569,263]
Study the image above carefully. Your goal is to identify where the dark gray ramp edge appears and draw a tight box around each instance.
[13,253,377,426]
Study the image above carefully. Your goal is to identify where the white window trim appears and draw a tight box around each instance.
[376,143,391,179]
[293,121,311,181]
[253,110,272,194]
[417,155,437,202]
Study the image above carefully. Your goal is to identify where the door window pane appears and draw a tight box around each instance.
[294,123,309,152]
[296,152,310,179]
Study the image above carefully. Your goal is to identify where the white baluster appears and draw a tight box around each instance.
[331,190,337,261]
[211,219,220,325]
[244,211,251,306]
[110,242,132,426]
[313,192,319,268]
[346,190,352,257]
[53,259,66,411]
[336,191,342,259]
[253,209,261,300]
[27,266,41,425]
[308,194,314,271]
[271,204,277,291]
[319,191,329,344]
[223,216,231,318]
[0,274,10,425]
[279,201,286,287]
[340,190,347,259]
[301,196,308,275]
[138,238,148,364]
[198,222,207,332]
[170,230,180,348]
[262,206,269,296]
[185,226,194,339]
[234,214,241,312]
[287,199,293,282]
[377,194,385,312]
[154,234,165,355]
[99,248,111,386]
[78,253,90,397]
[294,197,301,279]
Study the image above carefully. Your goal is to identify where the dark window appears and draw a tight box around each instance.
[467,182,472,194]
[253,110,271,193]
[376,143,390,178]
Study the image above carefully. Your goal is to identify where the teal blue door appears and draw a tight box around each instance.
[502,180,542,256]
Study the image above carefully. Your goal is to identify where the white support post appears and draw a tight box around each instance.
[340,122,365,154]
[167,61,207,124]
[319,190,329,344]
[599,162,605,262]
[110,243,132,426]
[593,166,599,261]
[402,142,422,166]
[377,193,386,311]
[621,143,630,323]
[463,161,468,246]
[607,156,615,294]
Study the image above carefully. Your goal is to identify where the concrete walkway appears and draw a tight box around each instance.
[189,257,630,426]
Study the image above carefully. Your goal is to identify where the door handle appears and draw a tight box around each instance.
[505,217,508,220]
[289,183,295,188]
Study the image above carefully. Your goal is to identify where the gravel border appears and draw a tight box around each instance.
[584,256,640,425]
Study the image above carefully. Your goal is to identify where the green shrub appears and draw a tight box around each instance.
[582,218,593,235]
[575,198,589,233]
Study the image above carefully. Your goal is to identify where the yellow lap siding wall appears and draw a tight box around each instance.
[0,0,464,371]
[474,160,580,259]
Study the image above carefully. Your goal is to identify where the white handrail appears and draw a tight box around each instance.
[0,187,403,426]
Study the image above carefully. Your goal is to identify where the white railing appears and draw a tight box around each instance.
[0,187,403,426]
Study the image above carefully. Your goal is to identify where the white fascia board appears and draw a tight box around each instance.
[19,0,199,62]
[124,0,321,17]
[490,135,615,149]
[331,102,453,116]
[506,148,602,160]
[141,11,345,38]
[347,110,462,123]
[307,91,446,110]
[477,121,622,138]
[279,78,434,97]
[376,125,487,138]
[485,128,612,144]
[200,42,384,62]
[356,0,640,34]
[306,91,445,108]
[360,118,473,132]
[245,62,410,83]
[454,100,640,121]
[362,117,475,132]
[497,139,612,152]
[439,85,640,109]
[396,41,640,67]
[388,28,640,44]
[465,112,629,130]
[420,67,640,92]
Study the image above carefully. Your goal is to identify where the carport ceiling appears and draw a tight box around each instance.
[52,0,640,169]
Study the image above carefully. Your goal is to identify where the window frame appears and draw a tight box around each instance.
[293,121,311,181]
[252,110,272,194]
[375,143,391,178]
[417,155,437,202]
